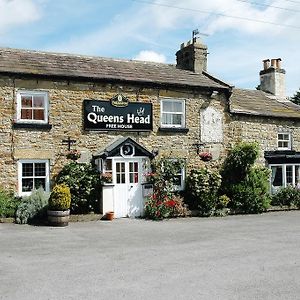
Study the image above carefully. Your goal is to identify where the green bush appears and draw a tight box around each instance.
[185,168,221,215]
[55,162,101,214]
[0,188,20,218]
[271,185,300,207]
[15,188,50,224]
[48,184,71,210]
[221,142,271,214]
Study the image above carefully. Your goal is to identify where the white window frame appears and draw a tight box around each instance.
[164,159,185,191]
[17,160,50,196]
[16,90,49,124]
[277,132,291,150]
[160,98,185,128]
[269,163,300,194]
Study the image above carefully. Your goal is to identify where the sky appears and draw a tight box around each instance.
[0,0,300,96]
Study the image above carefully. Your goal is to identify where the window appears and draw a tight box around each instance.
[17,91,49,123]
[164,159,185,191]
[270,164,300,194]
[161,99,185,128]
[18,160,50,196]
[277,133,291,150]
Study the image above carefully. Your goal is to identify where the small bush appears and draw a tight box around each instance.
[15,188,50,224]
[271,185,300,207]
[229,168,271,213]
[48,184,71,210]
[0,189,20,218]
[185,168,221,215]
[221,143,270,214]
[145,193,189,220]
[55,162,101,214]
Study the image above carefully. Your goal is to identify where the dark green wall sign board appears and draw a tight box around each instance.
[83,97,153,131]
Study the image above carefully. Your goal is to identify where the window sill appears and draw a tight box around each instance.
[13,123,52,130]
[158,127,189,133]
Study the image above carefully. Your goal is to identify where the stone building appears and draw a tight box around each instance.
[0,39,299,217]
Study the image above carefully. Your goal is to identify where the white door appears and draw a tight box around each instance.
[113,158,144,218]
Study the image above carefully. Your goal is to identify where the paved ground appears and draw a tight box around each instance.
[1,211,300,300]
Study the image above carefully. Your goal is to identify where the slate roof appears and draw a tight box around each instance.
[0,47,230,90]
[230,88,300,119]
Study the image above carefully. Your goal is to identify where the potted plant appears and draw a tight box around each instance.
[47,183,71,227]
[101,172,113,184]
[199,151,213,162]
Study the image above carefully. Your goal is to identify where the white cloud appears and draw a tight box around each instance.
[133,50,166,63]
[0,0,40,33]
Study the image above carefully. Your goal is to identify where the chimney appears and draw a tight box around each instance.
[259,58,286,99]
[176,38,208,73]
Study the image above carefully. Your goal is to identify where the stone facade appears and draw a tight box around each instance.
[0,75,229,192]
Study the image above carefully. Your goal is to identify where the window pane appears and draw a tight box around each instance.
[105,159,112,171]
[34,178,46,190]
[286,166,293,185]
[33,109,45,120]
[278,134,284,140]
[162,101,173,112]
[21,96,32,108]
[134,162,138,172]
[22,178,33,192]
[283,134,289,140]
[162,113,172,125]
[22,163,33,177]
[33,96,45,107]
[21,109,32,120]
[272,166,283,187]
[172,102,183,112]
[172,114,182,125]
[121,174,125,183]
[35,163,46,176]
[296,166,300,186]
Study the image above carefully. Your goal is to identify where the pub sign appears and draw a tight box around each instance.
[83,95,153,131]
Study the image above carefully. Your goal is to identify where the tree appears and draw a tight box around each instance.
[290,89,300,105]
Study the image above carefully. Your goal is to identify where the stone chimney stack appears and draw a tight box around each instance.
[259,58,286,99]
[176,38,208,73]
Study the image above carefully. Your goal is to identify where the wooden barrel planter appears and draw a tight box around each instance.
[47,209,70,227]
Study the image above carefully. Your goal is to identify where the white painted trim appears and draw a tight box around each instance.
[277,132,291,150]
[160,97,185,128]
[16,90,49,124]
[17,159,50,196]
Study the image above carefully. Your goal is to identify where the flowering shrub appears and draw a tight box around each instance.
[145,193,189,220]
[66,149,81,160]
[199,152,212,161]
[101,172,113,184]
[144,158,190,220]
[185,167,222,215]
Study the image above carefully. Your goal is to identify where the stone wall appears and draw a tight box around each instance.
[0,75,228,192]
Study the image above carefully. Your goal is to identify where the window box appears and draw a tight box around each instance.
[158,127,189,133]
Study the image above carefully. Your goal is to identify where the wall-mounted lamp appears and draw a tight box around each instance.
[193,142,205,155]
[152,148,159,157]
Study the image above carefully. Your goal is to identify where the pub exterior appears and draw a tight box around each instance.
[1,39,300,217]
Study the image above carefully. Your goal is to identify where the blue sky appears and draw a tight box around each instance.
[1,0,300,96]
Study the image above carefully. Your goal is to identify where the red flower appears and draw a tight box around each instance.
[165,200,176,207]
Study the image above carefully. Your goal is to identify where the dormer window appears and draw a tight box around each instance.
[277,133,291,150]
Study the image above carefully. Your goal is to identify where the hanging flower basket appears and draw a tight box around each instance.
[199,152,212,162]
[66,149,81,160]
